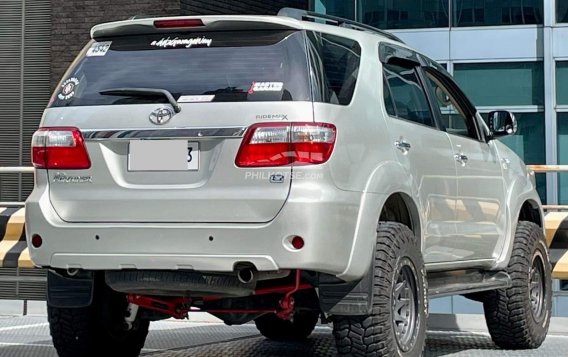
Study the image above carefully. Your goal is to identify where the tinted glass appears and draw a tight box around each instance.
[360,0,449,29]
[557,61,568,104]
[453,62,544,106]
[383,63,435,127]
[483,112,546,202]
[307,32,362,105]
[383,75,397,116]
[557,113,568,204]
[557,0,568,23]
[314,0,356,19]
[425,71,477,139]
[49,30,311,107]
[453,0,543,27]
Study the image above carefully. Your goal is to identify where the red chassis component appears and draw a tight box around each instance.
[127,270,311,320]
[127,295,191,320]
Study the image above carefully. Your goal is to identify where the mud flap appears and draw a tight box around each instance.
[47,270,94,308]
[318,264,373,316]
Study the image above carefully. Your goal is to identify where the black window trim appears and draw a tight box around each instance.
[421,66,486,143]
[305,30,362,106]
[379,43,443,131]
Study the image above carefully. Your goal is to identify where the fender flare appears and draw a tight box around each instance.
[321,161,423,315]
[493,176,544,270]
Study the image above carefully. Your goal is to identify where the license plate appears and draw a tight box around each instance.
[128,140,199,171]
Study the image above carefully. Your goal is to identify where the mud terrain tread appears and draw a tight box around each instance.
[483,221,551,350]
[48,281,149,357]
[48,305,93,357]
[333,222,426,356]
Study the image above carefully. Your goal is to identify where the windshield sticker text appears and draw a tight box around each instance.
[151,37,212,49]
[248,82,284,94]
[86,41,112,57]
[58,77,79,101]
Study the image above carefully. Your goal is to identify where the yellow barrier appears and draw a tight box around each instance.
[0,207,33,268]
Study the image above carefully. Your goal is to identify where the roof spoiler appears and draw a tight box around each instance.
[91,15,301,39]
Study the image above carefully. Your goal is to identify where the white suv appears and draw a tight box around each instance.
[26,8,551,357]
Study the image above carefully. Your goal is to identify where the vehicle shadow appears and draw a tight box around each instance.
[149,329,502,357]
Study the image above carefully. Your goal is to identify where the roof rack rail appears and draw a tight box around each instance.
[128,14,154,20]
[277,7,404,44]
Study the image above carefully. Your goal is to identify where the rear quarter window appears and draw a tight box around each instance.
[49,30,311,108]
[306,32,362,105]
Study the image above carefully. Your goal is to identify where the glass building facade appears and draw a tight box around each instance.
[312,0,568,316]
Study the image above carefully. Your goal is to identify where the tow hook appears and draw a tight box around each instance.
[124,302,139,331]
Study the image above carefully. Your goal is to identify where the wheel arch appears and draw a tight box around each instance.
[517,199,543,227]
[378,192,422,243]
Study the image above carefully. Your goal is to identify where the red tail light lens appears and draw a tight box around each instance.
[32,127,91,169]
[235,122,336,167]
[154,19,204,28]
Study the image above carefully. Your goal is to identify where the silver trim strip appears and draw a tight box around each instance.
[81,127,247,141]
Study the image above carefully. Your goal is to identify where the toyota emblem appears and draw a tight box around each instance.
[149,107,174,125]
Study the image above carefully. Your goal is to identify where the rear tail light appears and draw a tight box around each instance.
[32,127,91,169]
[235,122,336,167]
[153,19,204,28]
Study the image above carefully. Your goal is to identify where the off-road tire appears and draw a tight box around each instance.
[48,281,149,357]
[333,222,427,356]
[254,310,319,341]
[483,221,552,349]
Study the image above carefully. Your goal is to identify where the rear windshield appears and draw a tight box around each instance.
[49,30,311,107]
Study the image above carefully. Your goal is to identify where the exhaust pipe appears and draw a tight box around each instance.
[237,268,255,284]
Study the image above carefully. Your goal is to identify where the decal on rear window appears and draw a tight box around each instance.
[86,41,112,57]
[178,95,215,103]
[150,36,212,49]
[248,82,284,94]
[58,77,80,100]
[48,30,312,107]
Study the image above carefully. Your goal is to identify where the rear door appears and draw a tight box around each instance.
[44,29,312,223]
[381,55,459,264]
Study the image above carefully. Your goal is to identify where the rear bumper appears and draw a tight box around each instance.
[26,181,382,281]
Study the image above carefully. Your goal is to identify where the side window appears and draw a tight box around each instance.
[383,63,435,128]
[383,74,397,117]
[424,70,479,140]
[307,32,362,105]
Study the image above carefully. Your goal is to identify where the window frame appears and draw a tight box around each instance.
[421,67,485,142]
[379,43,442,131]
[421,66,487,143]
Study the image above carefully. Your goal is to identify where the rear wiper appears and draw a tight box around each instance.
[99,87,181,113]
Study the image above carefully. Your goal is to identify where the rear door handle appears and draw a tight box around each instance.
[395,140,411,153]
[454,153,468,165]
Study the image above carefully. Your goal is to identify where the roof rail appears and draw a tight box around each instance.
[128,15,154,20]
[277,7,404,44]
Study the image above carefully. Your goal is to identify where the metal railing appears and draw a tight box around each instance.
[0,167,34,206]
[528,165,568,211]
[0,165,566,209]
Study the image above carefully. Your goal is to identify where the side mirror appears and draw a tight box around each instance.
[488,110,517,139]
